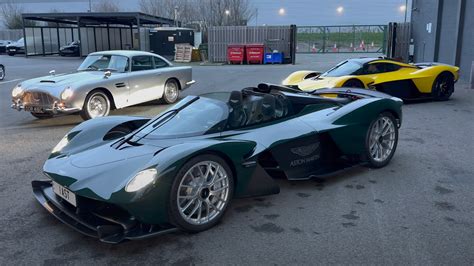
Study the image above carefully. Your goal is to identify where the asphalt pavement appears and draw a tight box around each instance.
[0,53,473,265]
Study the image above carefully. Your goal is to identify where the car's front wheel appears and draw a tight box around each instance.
[162,79,180,104]
[0,65,5,80]
[343,79,365,88]
[432,72,454,101]
[169,154,234,232]
[365,112,398,168]
[80,90,111,120]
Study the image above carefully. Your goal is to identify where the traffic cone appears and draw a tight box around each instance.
[360,40,365,51]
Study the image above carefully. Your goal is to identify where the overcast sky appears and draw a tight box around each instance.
[2,0,411,25]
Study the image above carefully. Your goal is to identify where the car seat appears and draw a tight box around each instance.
[262,94,276,121]
[227,91,247,128]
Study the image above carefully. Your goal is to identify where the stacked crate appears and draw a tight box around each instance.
[174,44,193,62]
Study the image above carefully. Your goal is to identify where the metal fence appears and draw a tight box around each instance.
[296,25,387,53]
[23,26,137,56]
[208,25,296,63]
[0,29,22,41]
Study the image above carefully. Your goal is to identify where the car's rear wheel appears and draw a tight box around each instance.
[162,79,180,104]
[169,154,234,232]
[31,112,54,119]
[7,52,15,56]
[0,65,5,80]
[80,90,111,120]
[343,79,365,88]
[365,112,398,168]
[431,72,454,101]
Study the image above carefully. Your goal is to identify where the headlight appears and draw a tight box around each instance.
[125,169,157,192]
[52,135,69,153]
[11,84,23,97]
[61,87,74,100]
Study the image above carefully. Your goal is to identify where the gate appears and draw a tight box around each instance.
[208,25,297,64]
[296,25,387,54]
[386,22,410,62]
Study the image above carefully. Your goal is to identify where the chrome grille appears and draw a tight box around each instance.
[22,91,56,106]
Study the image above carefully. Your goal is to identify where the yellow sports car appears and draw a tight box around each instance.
[283,58,460,100]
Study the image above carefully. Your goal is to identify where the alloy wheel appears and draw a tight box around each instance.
[368,116,396,163]
[177,161,230,225]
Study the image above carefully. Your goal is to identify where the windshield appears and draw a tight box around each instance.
[77,54,129,72]
[321,60,362,77]
[135,96,229,140]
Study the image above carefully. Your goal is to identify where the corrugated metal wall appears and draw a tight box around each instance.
[208,26,295,63]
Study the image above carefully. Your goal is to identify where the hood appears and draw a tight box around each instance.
[44,142,166,200]
[297,76,339,90]
[22,71,109,95]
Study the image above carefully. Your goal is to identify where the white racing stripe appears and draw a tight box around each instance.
[0,78,22,85]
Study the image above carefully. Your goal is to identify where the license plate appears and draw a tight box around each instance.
[24,106,44,113]
[52,181,77,207]
[10,49,16,51]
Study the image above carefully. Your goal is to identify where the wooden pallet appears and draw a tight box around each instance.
[174,44,193,63]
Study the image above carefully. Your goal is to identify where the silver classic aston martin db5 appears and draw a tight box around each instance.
[11,50,195,120]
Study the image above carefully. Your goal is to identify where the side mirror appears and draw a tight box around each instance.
[104,71,112,79]
[49,70,55,76]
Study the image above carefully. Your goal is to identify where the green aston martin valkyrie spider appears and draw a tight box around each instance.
[33,84,403,243]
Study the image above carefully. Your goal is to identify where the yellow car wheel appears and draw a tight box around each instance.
[432,72,455,101]
[342,79,364,88]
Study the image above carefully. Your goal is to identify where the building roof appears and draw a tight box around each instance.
[22,12,177,26]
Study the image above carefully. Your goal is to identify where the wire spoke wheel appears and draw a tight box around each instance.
[0,66,5,80]
[81,91,111,120]
[177,161,230,225]
[369,116,396,163]
[163,80,179,104]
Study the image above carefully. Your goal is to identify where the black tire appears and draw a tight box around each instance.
[0,65,4,81]
[31,112,54,119]
[169,154,234,233]
[7,52,14,56]
[162,79,180,104]
[365,112,398,168]
[431,72,454,101]
[343,79,365,88]
[80,90,111,120]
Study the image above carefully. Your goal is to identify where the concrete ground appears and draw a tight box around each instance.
[0,53,473,265]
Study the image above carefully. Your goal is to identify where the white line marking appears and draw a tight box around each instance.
[0,78,22,85]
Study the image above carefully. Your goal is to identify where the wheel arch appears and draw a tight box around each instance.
[166,77,182,90]
[338,77,366,88]
[89,87,117,110]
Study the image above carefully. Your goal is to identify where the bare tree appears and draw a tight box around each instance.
[139,0,254,28]
[0,1,36,29]
[93,0,120,12]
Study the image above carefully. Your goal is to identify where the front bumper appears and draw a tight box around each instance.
[11,100,80,114]
[32,180,178,243]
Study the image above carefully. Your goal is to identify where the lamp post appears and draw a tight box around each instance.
[255,8,258,26]
[88,0,92,12]
[403,0,408,22]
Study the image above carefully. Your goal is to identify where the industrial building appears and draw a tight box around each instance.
[410,0,473,84]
